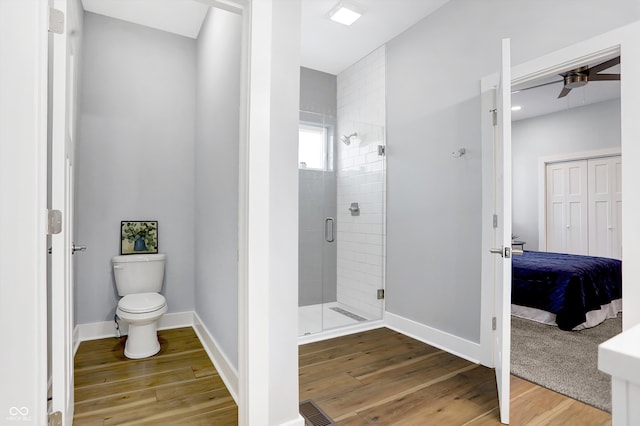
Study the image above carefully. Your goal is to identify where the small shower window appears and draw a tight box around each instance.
[298,123,328,171]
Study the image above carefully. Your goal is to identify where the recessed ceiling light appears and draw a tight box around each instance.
[511,105,522,111]
[328,1,363,26]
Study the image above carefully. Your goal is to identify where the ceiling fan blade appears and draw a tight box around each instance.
[587,56,620,75]
[558,87,572,98]
[588,73,620,81]
[512,79,563,93]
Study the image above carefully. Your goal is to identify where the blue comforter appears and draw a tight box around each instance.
[512,251,622,330]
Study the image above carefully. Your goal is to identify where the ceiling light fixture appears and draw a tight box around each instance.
[328,1,364,26]
[511,105,522,111]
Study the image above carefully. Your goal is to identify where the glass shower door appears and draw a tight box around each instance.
[298,111,337,336]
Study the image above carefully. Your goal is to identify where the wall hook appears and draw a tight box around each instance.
[452,148,466,158]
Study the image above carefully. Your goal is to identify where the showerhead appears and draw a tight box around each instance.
[341,132,358,145]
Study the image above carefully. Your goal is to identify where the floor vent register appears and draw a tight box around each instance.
[299,400,335,426]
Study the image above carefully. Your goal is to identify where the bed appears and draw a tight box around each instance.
[511,250,622,331]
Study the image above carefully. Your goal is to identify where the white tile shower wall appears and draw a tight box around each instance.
[336,46,386,319]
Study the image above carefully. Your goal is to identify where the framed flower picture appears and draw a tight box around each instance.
[120,220,158,255]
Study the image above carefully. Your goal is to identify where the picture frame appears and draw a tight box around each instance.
[120,220,158,255]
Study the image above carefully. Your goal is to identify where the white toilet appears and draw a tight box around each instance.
[112,253,168,359]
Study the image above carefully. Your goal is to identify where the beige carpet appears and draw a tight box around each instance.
[510,314,622,412]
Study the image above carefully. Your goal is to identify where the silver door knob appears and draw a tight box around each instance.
[72,243,86,254]
[490,247,504,256]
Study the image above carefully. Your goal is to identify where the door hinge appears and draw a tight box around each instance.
[377,145,386,156]
[48,411,62,426]
[49,8,64,34]
[492,214,498,229]
[491,108,497,126]
[47,210,62,235]
[492,317,497,331]
[377,289,385,300]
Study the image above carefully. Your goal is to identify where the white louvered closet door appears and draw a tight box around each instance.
[588,156,622,259]
[546,160,588,255]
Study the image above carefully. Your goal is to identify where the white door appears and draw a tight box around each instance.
[588,156,622,259]
[546,160,588,255]
[491,38,512,425]
[50,1,78,423]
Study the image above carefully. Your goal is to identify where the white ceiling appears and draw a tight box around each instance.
[300,0,450,75]
[511,61,620,121]
[81,0,620,120]
[81,0,450,75]
[81,0,210,39]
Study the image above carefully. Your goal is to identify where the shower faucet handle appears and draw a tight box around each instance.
[349,202,360,216]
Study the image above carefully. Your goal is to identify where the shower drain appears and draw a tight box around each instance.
[299,400,335,426]
[329,307,367,322]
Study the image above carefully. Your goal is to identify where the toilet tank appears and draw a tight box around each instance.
[112,253,166,296]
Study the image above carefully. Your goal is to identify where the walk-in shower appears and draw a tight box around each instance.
[298,109,386,337]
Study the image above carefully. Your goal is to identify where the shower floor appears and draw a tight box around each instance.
[298,302,369,336]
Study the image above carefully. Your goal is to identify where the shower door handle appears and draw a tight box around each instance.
[325,217,335,243]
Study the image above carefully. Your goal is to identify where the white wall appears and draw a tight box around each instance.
[76,12,196,324]
[336,46,386,319]
[385,0,640,343]
[512,99,621,250]
[194,6,242,370]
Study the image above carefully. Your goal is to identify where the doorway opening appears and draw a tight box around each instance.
[509,51,622,412]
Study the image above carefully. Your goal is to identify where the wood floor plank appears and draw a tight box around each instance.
[316,354,475,418]
[155,375,227,401]
[348,344,442,379]
[75,366,196,403]
[356,364,498,425]
[299,327,395,357]
[299,352,380,385]
[103,388,234,426]
[74,349,210,388]
[299,330,414,368]
[301,327,611,426]
[300,371,366,402]
[73,388,158,422]
[175,405,239,426]
[356,350,474,386]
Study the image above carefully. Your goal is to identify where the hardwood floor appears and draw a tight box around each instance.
[299,327,612,425]
[73,327,237,425]
[74,326,610,425]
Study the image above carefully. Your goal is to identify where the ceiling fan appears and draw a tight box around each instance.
[514,56,620,98]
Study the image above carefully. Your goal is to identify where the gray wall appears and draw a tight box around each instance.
[512,100,621,250]
[300,67,337,117]
[194,7,242,369]
[299,67,337,306]
[385,0,640,342]
[76,12,196,323]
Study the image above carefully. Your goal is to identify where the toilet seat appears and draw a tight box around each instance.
[118,292,166,314]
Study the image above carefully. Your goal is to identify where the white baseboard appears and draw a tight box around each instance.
[298,320,385,345]
[72,324,81,356]
[192,312,239,404]
[74,311,194,343]
[384,311,482,364]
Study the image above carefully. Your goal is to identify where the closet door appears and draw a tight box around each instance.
[588,156,622,259]
[546,160,588,254]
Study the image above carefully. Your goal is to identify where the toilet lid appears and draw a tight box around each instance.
[119,292,166,314]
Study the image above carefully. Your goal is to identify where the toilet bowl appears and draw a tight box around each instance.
[112,254,168,359]
[116,292,167,358]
